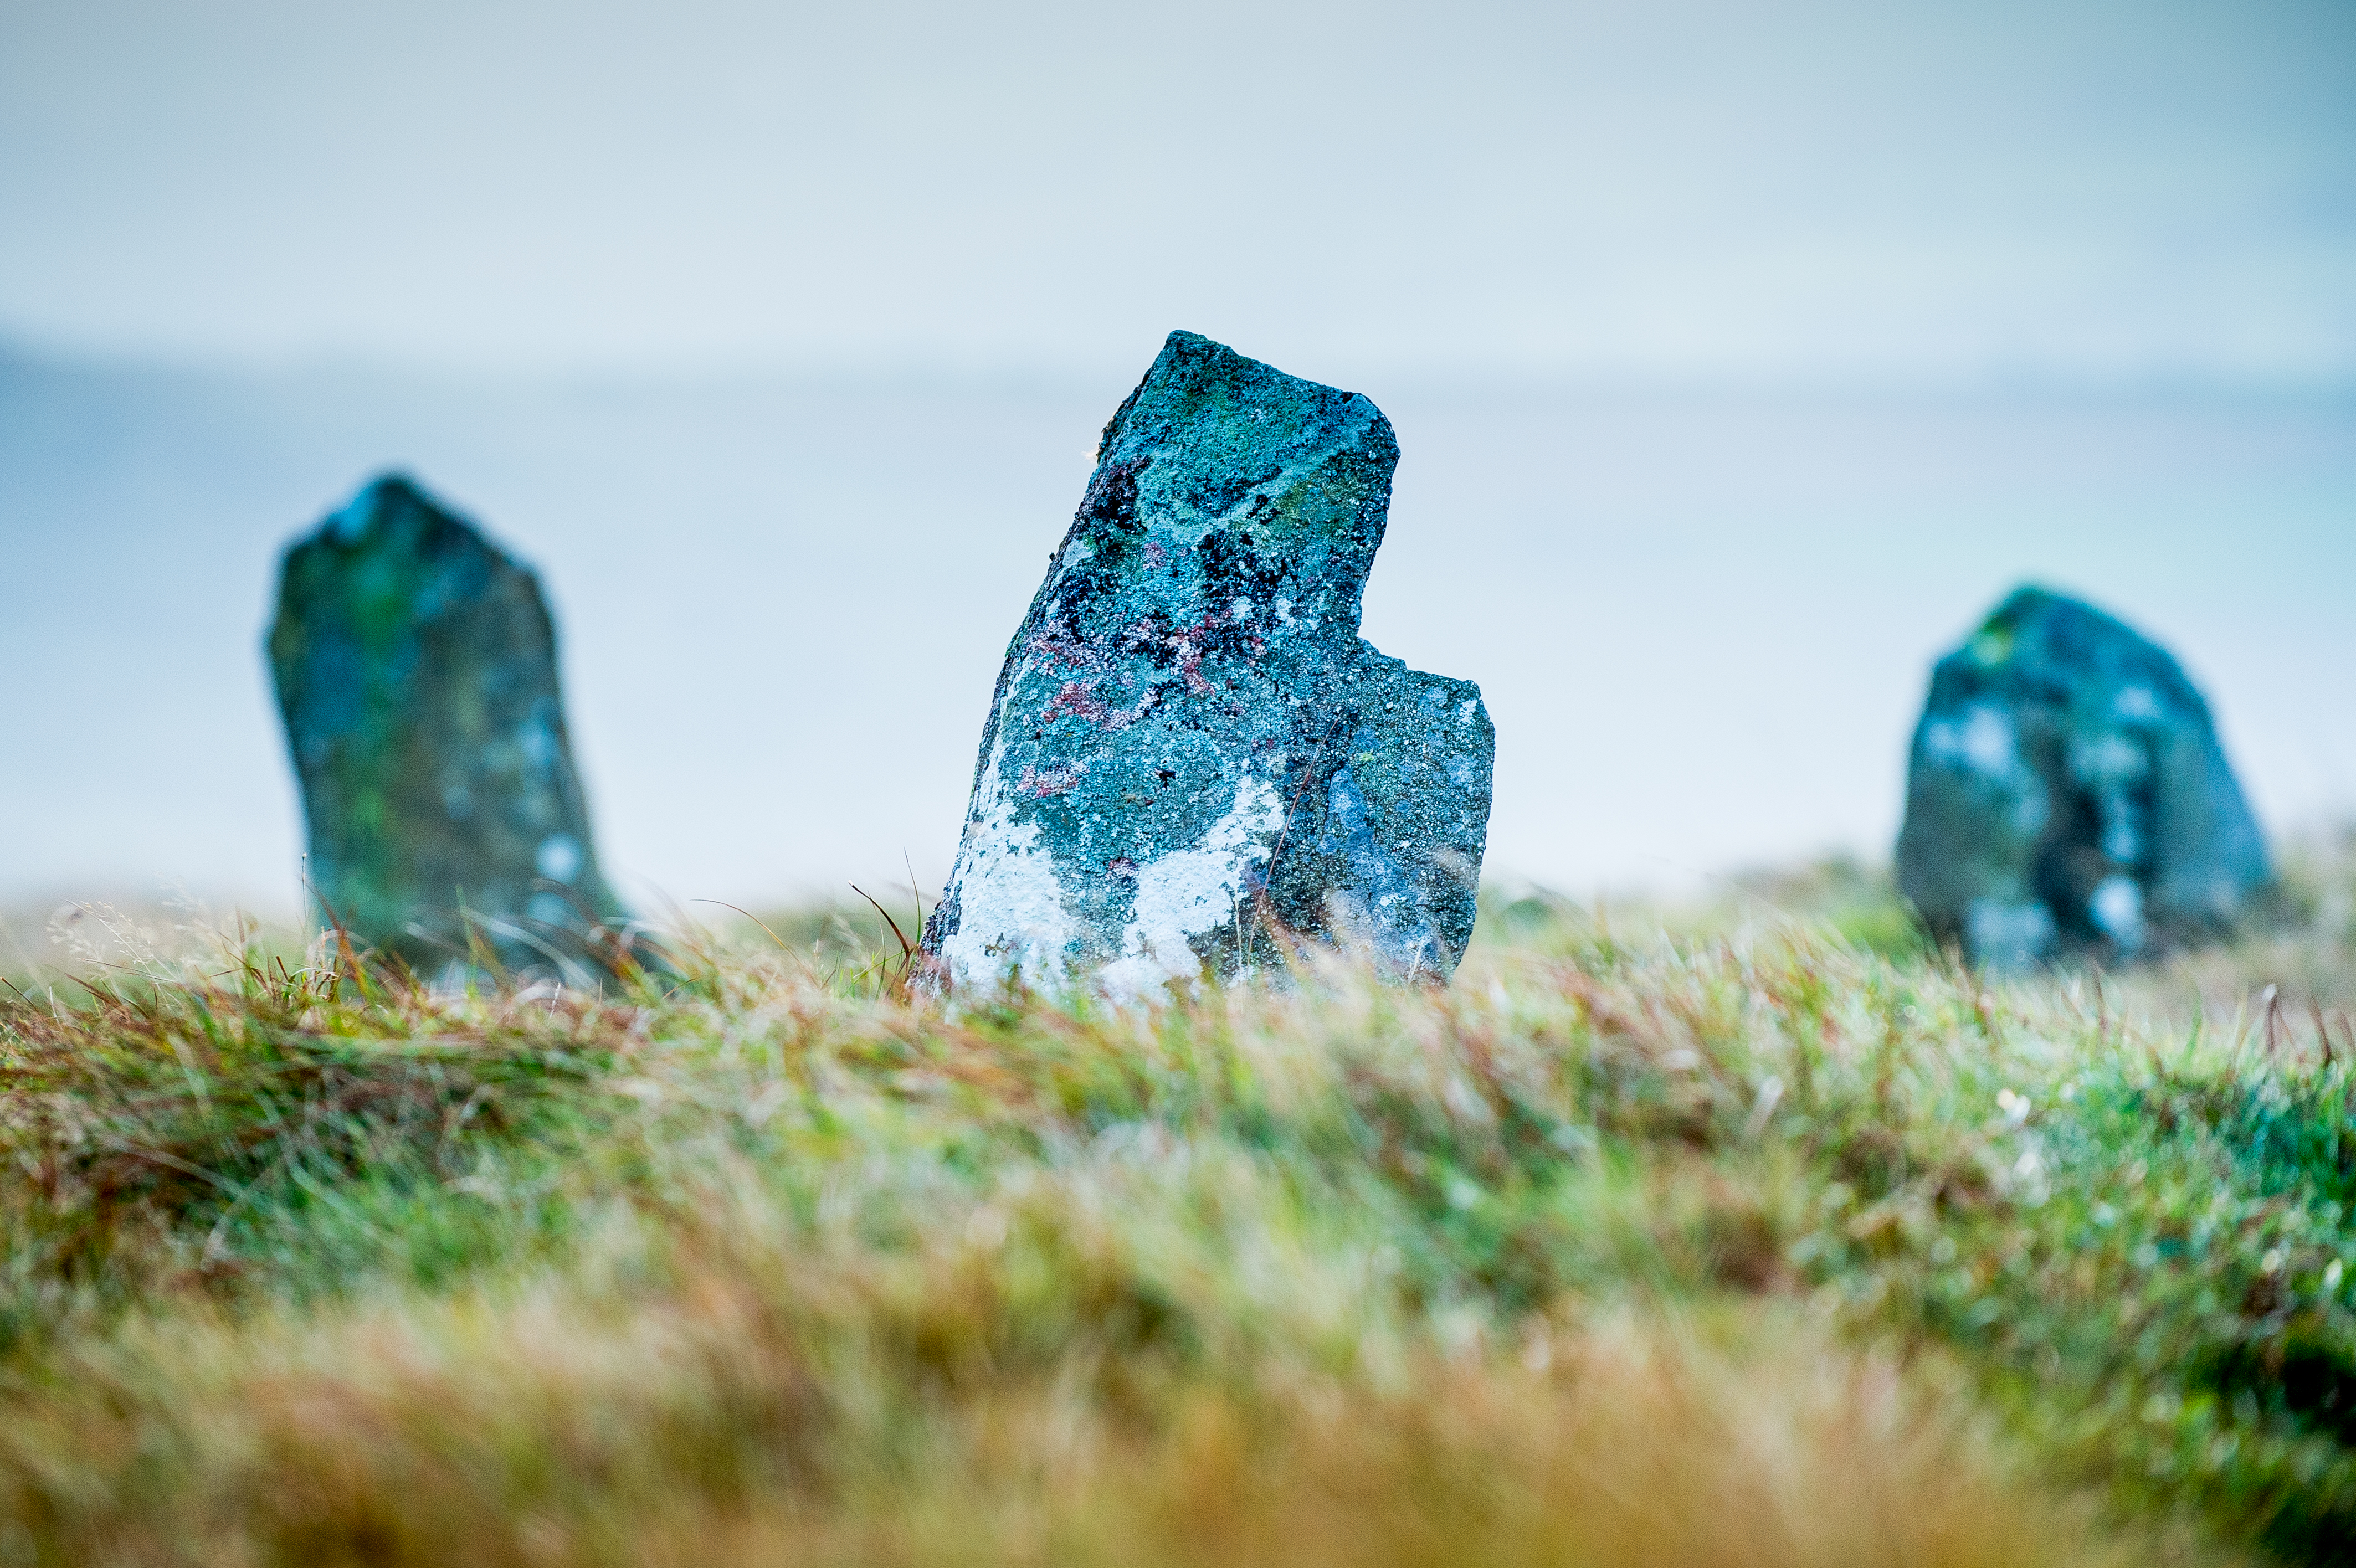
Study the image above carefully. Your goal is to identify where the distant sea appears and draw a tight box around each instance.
[5,346,2352,919]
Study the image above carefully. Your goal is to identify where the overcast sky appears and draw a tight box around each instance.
[4,2,2353,920]
[4,0,2353,382]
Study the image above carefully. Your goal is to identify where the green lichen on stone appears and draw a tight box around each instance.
[923,332,1495,995]
[268,475,635,981]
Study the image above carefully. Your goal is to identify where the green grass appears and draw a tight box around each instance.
[4,850,2356,1566]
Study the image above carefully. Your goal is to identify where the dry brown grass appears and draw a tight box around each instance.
[0,1195,2216,1568]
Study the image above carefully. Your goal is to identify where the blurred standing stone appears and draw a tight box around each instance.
[1897,585,2270,969]
[268,474,635,981]
[922,331,1495,996]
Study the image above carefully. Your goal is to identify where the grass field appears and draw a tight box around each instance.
[5,843,2356,1566]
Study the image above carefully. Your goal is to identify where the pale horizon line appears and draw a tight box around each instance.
[7,329,2356,406]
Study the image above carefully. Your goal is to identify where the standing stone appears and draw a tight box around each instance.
[922,331,1495,996]
[1896,585,2269,969]
[268,474,636,981]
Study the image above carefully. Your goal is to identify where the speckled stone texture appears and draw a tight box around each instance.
[1897,585,2270,970]
[923,331,1495,996]
[268,475,635,981]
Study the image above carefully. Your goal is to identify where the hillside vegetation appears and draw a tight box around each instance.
[4,849,2356,1567]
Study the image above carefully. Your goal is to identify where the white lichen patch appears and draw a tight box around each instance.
[1096,770,1286,1003]
[2069,732,2148,788]
[938,756,1081,990]
[535,834,583,883]
[1966,897,2056,970]
[2090,874,2147,948]
[1924,703,2020,779]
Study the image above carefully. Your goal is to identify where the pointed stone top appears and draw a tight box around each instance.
[324,471,430,540]
[1100,330,1391,471]
[1958,584,2210,720]
[307,471,527,571]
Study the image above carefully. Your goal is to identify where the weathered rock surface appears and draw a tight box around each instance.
[1896,585,2269,969]
[268,475,635,980]
[922,331,1495,995]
